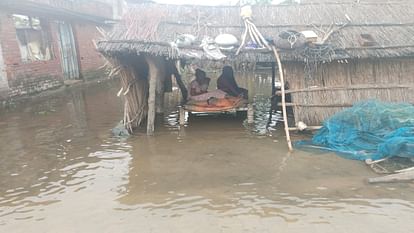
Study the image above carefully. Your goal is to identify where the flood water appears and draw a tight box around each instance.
[1,76,414,233]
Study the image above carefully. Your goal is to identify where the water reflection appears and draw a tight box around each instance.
[0,79,414,232]
[0,82,130,222]
[165,72,283,136]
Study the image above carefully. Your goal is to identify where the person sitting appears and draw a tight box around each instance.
[217,66,248,99]
[188,68,226,102]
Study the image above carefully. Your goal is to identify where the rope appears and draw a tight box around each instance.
[235,6,293,151]
[236,11,271,55]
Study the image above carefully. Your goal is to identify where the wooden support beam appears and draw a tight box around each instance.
[272,46,293,151]
[179,106,186,125]
[155,91,165,114]
[155,60,166,114]
[288,126,322,131]
[368,170,414,184]
[247,104,254,124]
[275,84,414,95]
[271,62,276,96]
[146,56,157,136]
[168,61,188,102]
[174,73,188,102]
[278,103,353,107]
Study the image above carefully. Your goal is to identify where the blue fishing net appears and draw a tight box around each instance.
[296,100,414,161]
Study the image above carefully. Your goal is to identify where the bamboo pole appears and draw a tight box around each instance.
[170,63,188,102]
[179,106,186,125]
[155,86,165,114]
[246,19,270,49]
[272,46,293,151]
[288,126,322,131]
[271,62,276,96]
[235,20,249,55]
[159,21,414,28]
[146,56,157,136]
[368,170,414,184]
[275,84,414,95]
[268,62,276,129]
[155,60,166,114]
[247,104,254,124]
[278,103,354,107]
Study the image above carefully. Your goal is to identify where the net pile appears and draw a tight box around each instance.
[297,100,414,160]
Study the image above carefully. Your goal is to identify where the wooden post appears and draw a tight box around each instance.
[272,46,293,151]
[268,62,276,127]
[247,103,254,124]
[167,61,188,102]
[179,106,186,125]
[156,91,165,114]
[271,62,276,96]
[146,56,157,136]
[155,60,166,114]
[246,71,254,103]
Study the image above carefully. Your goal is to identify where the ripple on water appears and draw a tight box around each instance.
[113,189,414,227]
[1,79,414,232]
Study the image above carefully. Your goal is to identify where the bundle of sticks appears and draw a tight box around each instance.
[118,66,148,133]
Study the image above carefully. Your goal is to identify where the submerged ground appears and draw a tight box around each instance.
[0,77,413,233]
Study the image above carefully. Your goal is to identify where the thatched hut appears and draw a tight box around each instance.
[97,1,414,137]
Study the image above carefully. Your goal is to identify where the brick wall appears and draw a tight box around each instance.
[0,12,64,98]
[73,22,107,79]
[0,10,109,100]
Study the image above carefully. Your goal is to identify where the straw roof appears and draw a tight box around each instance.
[97,1,414,62]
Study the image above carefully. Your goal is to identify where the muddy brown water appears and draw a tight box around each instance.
[1,77,414,233]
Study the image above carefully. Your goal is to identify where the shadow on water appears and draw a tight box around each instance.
[0,77,414,232]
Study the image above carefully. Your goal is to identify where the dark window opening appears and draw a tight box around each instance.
[13,14,53,62]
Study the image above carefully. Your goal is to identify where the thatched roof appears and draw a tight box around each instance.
[97,1,414,62]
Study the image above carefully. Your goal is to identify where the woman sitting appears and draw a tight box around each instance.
[217,66,248,99]
[188,69,226,101]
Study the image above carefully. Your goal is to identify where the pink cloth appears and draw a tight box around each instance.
[189,90,227,101]
[188,79,227,101]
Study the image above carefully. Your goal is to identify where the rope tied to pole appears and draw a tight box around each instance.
[236,5,293,151]
[236,5,271,55]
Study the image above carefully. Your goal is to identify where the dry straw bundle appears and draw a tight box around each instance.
[118,65,148,133]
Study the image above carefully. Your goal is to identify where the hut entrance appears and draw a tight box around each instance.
[113,53,289,142]
[114,54,188,135]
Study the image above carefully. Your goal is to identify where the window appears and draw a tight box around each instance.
[12,14,53,62]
